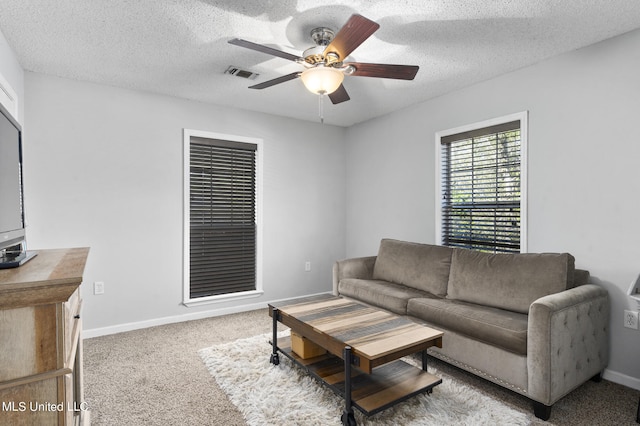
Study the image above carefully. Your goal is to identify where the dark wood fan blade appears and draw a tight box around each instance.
[348,62,419,80]
[328,84,350,104]
[248,72,300,89]
[324,14,380,61]
[228,38,302,62]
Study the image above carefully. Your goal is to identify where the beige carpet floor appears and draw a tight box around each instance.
[83,308,640,425]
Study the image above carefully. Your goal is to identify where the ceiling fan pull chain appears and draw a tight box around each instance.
[319,92,325,124]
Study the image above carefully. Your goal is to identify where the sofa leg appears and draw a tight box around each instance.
[533,402,552,420]
[590,372,603,382]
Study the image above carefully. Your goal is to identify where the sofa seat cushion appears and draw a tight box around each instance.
[447,248,575,314]
[407,297,528,355]
[338,278,437,315]
[372,239,453,296]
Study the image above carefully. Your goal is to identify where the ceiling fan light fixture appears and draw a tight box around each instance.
[300,66,344,95]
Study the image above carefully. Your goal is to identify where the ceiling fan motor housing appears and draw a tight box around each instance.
[304,27,338,65]
[310,27,334,46]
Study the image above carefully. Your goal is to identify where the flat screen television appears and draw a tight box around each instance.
[0,102,36,268]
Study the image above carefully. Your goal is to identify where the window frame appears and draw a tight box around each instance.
[435,112,528,253]
[182,129,263,307]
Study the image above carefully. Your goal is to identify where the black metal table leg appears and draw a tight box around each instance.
[341,346,356,426]
[270,308,280,365]
[422,350,434,394]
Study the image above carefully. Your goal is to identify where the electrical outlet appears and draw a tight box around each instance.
[94,281,105,295]
[304,261,311,272]
[624,310,638,329]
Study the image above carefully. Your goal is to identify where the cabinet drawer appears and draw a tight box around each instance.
[0,304,58,382]
[0,375,59,425]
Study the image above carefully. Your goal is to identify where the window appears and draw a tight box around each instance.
[183,130,263,306]
[436,112,527,253]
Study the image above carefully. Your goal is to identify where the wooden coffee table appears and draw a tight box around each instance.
[268,294,443,426]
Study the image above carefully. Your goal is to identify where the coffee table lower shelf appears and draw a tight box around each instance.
[275,337,442,418]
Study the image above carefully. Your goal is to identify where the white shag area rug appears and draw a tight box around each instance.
[198,332,530,426]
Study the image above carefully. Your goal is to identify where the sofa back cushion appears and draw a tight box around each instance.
[372,239,453,296]
[447,249,575,314]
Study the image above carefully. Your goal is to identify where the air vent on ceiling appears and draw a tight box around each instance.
[225,66,259,80]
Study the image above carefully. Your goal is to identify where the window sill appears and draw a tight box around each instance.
[183,290,264,307]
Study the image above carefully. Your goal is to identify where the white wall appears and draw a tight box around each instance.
[0,27,23,121]
[345,28,640,388]
[23,73,346,334]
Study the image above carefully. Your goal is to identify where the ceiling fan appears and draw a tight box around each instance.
[228,14,419,105]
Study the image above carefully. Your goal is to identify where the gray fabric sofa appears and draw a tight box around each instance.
[332,238,609,420]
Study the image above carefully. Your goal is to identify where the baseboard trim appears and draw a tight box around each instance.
[83,292,331,339]
[603,368,640,391]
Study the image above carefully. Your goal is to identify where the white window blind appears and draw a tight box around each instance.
[188,136,257,298]
[440,120,522,253]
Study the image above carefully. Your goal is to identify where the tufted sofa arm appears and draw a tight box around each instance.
[527,284,609,407]
[332,256,377,295]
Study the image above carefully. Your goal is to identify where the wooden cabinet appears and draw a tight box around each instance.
[0,248,90,425]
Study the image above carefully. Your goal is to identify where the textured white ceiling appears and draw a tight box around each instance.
[1,1,640,126]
